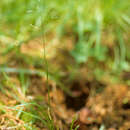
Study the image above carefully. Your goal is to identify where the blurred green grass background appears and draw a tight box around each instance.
[0,0,129,70]
[0,0,130,129]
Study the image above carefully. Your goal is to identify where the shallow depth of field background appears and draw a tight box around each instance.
[0,0,130,130]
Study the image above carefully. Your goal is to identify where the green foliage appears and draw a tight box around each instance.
[0,0,129,68]
[71,41,108,63]
[70,115,79,130]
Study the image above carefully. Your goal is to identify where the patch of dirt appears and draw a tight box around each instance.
[65,82,89,111]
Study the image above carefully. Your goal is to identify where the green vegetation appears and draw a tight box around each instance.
[0,0,130,129]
